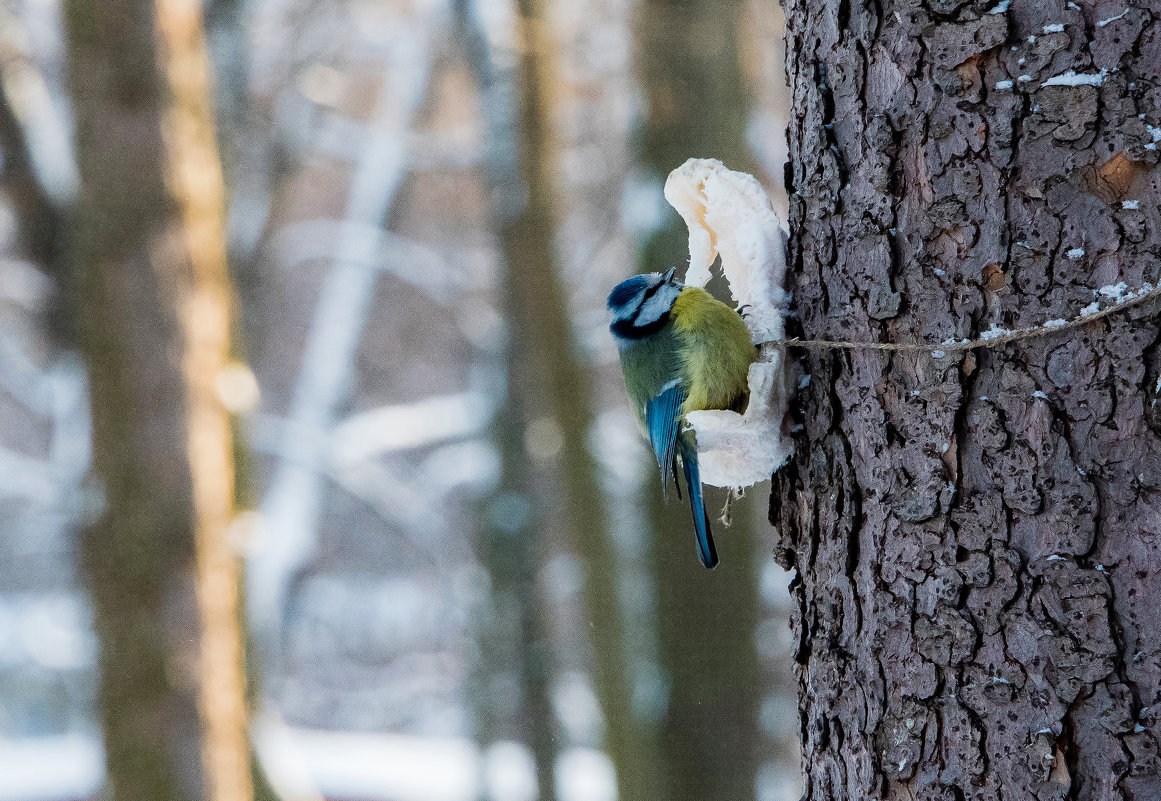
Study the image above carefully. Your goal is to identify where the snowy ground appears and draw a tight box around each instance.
[0,727,616,801]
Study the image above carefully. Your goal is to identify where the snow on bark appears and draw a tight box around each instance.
[1042,69,1108,87]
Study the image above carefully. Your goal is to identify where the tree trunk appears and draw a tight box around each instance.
[635,3,764,801]
[501,0,665,797]
[451,4,560,799]
[64,2,252,800]
[774,1,1161,798]
[455,1,663,797]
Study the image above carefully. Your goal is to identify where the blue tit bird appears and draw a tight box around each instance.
[607,268,757,569]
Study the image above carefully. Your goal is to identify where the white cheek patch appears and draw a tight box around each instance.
[634,285,679,327]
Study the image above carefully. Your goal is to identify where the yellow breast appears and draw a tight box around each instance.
[670,287,756,414]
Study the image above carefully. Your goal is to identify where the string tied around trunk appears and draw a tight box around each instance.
[779,282,1161,354]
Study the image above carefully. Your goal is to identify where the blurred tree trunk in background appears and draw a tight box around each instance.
[634,2,763,801]
[453,3,560,798]
[456,0,665,797]
[505,0,671,796]
[63,2,253,801]
[774,0,1161,797]
[471,398,559,801]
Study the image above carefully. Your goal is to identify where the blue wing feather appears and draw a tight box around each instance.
[645,379,685,496]
[678,432,717,569]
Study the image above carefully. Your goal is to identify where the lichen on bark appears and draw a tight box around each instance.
[772,0,1161,798]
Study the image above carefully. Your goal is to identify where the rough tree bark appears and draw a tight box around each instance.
[773,0,1161,799]
[65,2,253,800]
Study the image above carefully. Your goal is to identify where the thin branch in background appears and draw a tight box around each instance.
[249,11,437,658]
[0,14,73,341]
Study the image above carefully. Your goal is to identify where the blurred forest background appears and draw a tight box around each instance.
[0,0,798,799]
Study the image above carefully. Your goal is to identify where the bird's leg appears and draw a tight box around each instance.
[719,487,746,526]
[719,490,733,526]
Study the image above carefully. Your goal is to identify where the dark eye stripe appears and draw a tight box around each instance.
[611,310,670,339]
[637,280,664,306]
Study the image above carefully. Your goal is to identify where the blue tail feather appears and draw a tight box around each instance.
[678,433,717,569]
[646,380,686,498]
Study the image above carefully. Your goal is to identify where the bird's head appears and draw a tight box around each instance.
[608,268,684,344]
